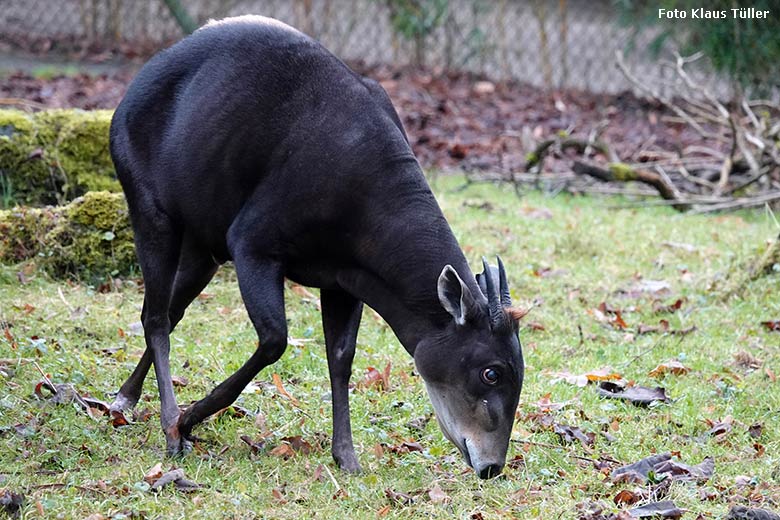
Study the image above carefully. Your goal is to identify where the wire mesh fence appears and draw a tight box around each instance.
[0,0,733,97]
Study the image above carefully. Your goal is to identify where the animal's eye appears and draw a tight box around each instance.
[481,367,500,385]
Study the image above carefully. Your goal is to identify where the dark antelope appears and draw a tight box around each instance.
[109,15,524,479]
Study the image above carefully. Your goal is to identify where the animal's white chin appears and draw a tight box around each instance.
[423,382,471,462]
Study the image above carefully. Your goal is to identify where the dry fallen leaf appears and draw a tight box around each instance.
[653,457,714,483]
[428,483,449,504]
[271,487,287,504]
[358,362,392,391]
[240,434,265,454]
[271,373,300,407]
[507,454,525,470]
[585,368,623,382]
[143,462,163,485]
[534,393,568,412]
[652,299,683,314]
[171,375,189,387]
[627,500,683,519]
[269,435,313,459]
[269,443,296,459]
[613,489,640,506]
[661,241,697,252]
[590,306,629,329]
[533,266,569,278]
[704,416,733,442]
[384,440,424,454]
[761,320,780,331]
[0,490,24,518]
[281,435,313,455]
[290,283,321,310]
[618,279,672,299]
[550,368,623,388]
[612,311,628,329]
[373,443,384,459]
[648,360,690,378]
[110,409,131,427]
[612,452,713,485]
[34,377,115,421]
[520,206,553,220]
[612,453,672,484]
[733,350,763,369]
[753,443,766,458]
[575,500,630,520]
[148,468,201,492]
[726,506,780,520]
[384,488,414,506]
[549,371,589,387]
[554,423,595,447]
[597,381,670,406]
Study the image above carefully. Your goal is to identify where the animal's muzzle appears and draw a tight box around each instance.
[477,463,504,480]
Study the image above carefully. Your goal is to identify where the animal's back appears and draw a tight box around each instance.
[110,16,412,261]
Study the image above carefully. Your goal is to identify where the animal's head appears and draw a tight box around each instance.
[413,257,524,479]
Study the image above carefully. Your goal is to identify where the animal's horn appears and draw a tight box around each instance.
[482,257,504,328]
[497,256,511,307]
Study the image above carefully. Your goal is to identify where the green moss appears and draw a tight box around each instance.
[0,110,35,134]
[608,162,638,181]
[0,204,63,263]
[0,191,135,279]
[0,110,62,206]
[0,109,118,207]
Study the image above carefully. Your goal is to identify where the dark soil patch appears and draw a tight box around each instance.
[1,61,706,173]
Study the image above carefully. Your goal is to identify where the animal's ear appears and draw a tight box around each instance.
[437,265,480,325]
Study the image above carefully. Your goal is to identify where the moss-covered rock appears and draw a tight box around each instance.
[0,191,135,279]
[0,109,118,207]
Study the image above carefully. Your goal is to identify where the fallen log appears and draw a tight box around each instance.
[572,160,690,211]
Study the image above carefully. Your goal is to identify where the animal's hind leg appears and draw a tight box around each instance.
[117,208,189,455]
[178,249,287,440]
[110,242,218,422]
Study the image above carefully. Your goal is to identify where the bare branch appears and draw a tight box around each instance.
[615,50,718,139]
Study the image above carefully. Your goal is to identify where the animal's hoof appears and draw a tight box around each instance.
[164,416,194,457]
[335,455,362,474]
[165,430,193,457]
[109,393,138,414]
[108,394,138,427]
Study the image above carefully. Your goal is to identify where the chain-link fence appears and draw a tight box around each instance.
[0,0,733,97]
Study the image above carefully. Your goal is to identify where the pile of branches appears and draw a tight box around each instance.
[469,51,780,214]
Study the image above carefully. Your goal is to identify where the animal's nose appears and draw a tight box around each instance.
[477,463,503,479]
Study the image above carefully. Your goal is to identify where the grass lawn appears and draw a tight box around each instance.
[1,176,778,519]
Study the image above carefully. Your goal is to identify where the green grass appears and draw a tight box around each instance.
[29,65,81,80]
[1,177,779,519]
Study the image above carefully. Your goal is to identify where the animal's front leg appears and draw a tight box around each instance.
[321,288,363,473]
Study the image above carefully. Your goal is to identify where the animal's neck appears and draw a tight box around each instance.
[343,164,480,353]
